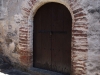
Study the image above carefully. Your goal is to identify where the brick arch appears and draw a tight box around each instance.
[20,0,88,75]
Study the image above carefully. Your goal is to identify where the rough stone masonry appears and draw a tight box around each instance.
[0,0,100,75]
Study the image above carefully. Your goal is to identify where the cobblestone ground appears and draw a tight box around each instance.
[0,55,31,75]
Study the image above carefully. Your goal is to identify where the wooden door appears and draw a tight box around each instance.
[33,2,72,74]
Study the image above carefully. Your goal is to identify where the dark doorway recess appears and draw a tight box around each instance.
[33,2,72,75]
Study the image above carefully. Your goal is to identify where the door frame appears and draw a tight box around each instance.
[20,0,88,75]
[33,2,72,74]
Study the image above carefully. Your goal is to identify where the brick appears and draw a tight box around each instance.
[74,22,88,26]
[72,30,87,34]
[74,12,86,18]
[19,41,28,44]
[75,17,87,22]
[73,8,83,14]
[22,8,31,13]
[18,50,31,55]
[19,44,28,48]
[20,55,33,66]
[19,47,28,51]
[72,48,88,52]
[73,34,87,37]
[19,38,28,41]
[20,55,28,65]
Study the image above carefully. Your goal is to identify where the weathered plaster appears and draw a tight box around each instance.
[80,0,100,75]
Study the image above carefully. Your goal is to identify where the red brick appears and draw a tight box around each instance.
[23,8,30,13]
[73,8,83,14]
[20,55,33,66]
[20,55,28,65]
[73,34,87,37]
[18,50,30,55]
[74,12,86,18]
[19,41,28,44]
[75,17,87,22]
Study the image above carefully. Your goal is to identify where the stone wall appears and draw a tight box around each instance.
[81,0,100,75]
[0,0,99,75]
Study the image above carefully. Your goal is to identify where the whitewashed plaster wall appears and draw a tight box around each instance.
[81,0,100,75]
[0,0,23,65]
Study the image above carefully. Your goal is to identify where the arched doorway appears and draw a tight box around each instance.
[33,2,72,74]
